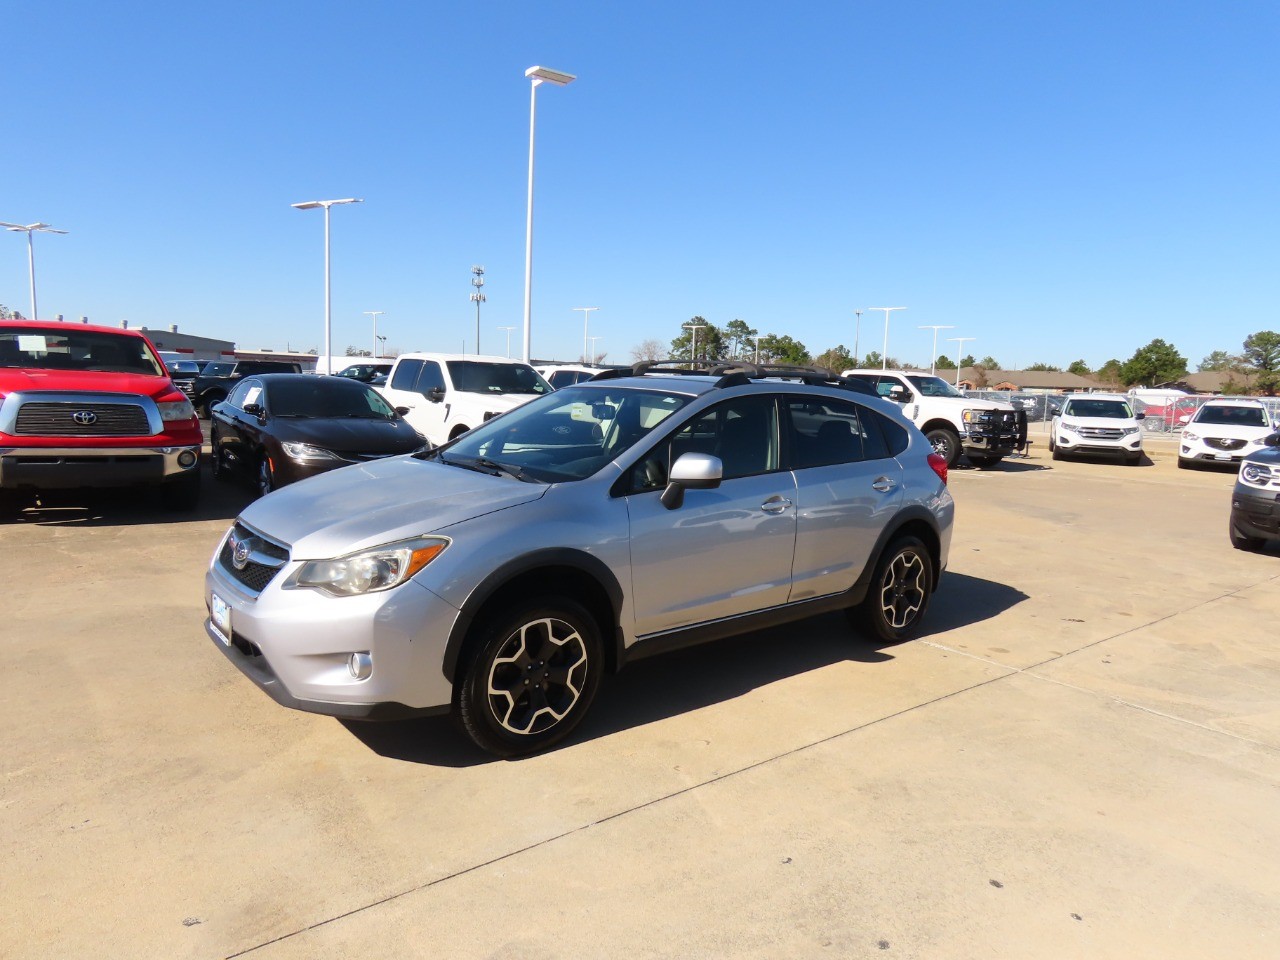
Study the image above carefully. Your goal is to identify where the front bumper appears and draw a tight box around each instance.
[1180,438,1255,464]
[0,444,201,489]
[204,547,461,717]
[1055,433,1142,456]
[1231,486,1280,542]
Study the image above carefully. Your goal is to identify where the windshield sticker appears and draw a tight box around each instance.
[17,335,48,352]
[244,386,262,406]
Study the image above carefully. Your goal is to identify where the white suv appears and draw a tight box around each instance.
[1050,393,1143,465]
[1179,399,1274,469]
[533,364,604,389]
[379,353,552,446]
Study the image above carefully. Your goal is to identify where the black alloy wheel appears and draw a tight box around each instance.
[458,598,603,757]
[850,535,934,643]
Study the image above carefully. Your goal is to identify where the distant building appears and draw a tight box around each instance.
[132,323,234,363]
[955,368,1097,393]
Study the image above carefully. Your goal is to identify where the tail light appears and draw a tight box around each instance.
[927,452,948,485]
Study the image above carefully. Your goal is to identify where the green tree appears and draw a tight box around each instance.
[1025,362,1062,372]
[960,354,976,368]
[757,334,810,365]
[812,344,854,372]
[1095,358,1123,384]
[669,317,726,365]
[1198,350,1238,372]
[980,356,1000,369]
[723,319,758,360]
[1119,338,1187,387]
[1242,330,1280,394]
[1067,359,1091,376]
[935,355,957,370]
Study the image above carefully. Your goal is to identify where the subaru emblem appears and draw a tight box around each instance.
[72,410,98,426]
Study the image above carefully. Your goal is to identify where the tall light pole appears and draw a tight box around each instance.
[573,306,599,363]
[498,326,516,358]
[1,221,67,321]
[587,336,604,364]
[751,334,762,364]
[853,308,864,365]
[868,306,906,370]
[375,335,387,357]
[522,65,576,364]
[919,325,955,375]
[470,266,486,354]
[364,310,384,358]
[948,337,976,386]
[292,198,363,374]
[683,322,706,368]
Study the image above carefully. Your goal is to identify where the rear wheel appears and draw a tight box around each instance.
[1230,521,1266,552]
[924,428,961,468]
[457,598,603,757]
[849,535,934,643]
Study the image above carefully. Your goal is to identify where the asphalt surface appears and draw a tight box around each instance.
[3,443,1278,959]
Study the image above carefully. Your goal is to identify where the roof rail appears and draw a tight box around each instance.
[586,359,878,396]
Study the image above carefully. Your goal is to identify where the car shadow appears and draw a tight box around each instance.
[954,459,1050,473]
[344,572,1026,767]
[1,466,255,527]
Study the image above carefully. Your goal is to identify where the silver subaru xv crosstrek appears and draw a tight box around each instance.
[204,363,955,756]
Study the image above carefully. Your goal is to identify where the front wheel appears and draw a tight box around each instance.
[924,428,961,468]
[1052,444,1065,461]
[457,598,603,757]
[256,455,276,499]
[850,536,935,644]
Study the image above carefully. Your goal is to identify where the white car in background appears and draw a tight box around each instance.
[1179,399,1274,469]
[533,364,605,389]
[1050,393,1144,465]
[378,353,552,446]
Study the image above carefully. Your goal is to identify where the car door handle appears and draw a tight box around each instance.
[872,476,897,492]
[760,496,793,514]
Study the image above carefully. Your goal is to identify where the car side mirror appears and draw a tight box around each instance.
[1266,433,1280,447]
[888,386,909,402]
[426,386,446,403]
[243,402,264,417]
[1135,412,1146,420]
[394,406,410,416]
[660,453,723,510]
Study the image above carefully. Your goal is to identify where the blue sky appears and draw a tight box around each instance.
[3,1,1276,369]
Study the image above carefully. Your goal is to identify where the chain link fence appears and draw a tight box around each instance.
[963,391,1280,436]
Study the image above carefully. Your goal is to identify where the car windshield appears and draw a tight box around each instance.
[1194,405,1269,427]
[906,375,965,398]
[446,361,551,396]
[335,364,387,380]
[442,385,692,482]
[1065,399,1132,418]
[164,360,202,374]
[202,362,234,377]
[0,326,164,375]
[266,379,397,419]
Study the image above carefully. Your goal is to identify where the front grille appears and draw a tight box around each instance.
[218,521,290,594]
[15,401,152,437]
[1079,427,1124,439]
[1207,437,1246,451]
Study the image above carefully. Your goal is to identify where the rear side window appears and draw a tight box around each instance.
[391,359,424,391]
[859,405,908,457]
[784,396,894,467]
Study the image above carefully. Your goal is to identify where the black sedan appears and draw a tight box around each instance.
[210,374,427,496]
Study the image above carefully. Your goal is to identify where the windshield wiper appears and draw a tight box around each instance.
[445,454,541,483]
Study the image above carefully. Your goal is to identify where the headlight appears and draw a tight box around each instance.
[1121,426,1140,435]
[157,399,196,422]
[1183,430,1199,441]
[293,537,449,596]
[281,441,340,462]
[1248,435,1271,446]
[1240,462,1274,487]
[1059,421,1077,434]
[962,409,989,424]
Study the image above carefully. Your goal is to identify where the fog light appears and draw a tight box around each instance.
[178,450,198,469]
[348,652,373,680]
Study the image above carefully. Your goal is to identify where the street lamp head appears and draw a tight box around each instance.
[1,221,67,234]
[525,65,576,86]
[291,198,364,210]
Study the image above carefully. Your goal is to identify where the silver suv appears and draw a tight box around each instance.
[204,363,955,756]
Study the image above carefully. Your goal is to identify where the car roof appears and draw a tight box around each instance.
[1068,393,1129,401]
[396,352,528,364]
[1200,398,1265,407]
[245,373,372,388]
[1,318,151,339]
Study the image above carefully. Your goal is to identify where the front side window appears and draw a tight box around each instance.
[445,385,690,483]
[391,359,424,391]
[629,395,780,492]
[0,327,164,375]
[226,379,260,409]
[415,361,445,394]
[446,361,551,396]
[1064,398,1133,419]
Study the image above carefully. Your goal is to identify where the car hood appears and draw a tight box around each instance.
[959,397,1016,412]
[238,455,548,558]
[1061,415,1138,429]
[0,368,177,399]
[1186,422,1272,440]
[1242,445,1280,467]
[457,392,540,411]
[271,416,423,453]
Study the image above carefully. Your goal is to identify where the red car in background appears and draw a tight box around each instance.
[0,320,204,510]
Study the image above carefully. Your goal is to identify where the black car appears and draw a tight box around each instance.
[193,360,304,417]
[209,374,427,496]
[1230,434,1280,551]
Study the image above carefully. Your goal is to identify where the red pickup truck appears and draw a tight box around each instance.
[0,320,204,510]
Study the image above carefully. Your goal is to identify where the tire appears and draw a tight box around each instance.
[1048,434,1056,452]
[850,535,935,644]
[1230,522,1266,553]
[924,428,961,468]
[449,424,471,441]
[1177,457,1191,470]
[967,454,1002,469]
[200,392,226,419]
[457,598,603,758]
[1052,444,1065,461]
[210,438,230,482]
[256,455,276,499]
[1127,452,1142,466]
[161,469,201,511]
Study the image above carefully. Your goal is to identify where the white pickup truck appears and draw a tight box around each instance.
[378,353,552,446]
[841,369,1023,467]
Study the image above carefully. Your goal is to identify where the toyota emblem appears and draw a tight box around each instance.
[232,538,254,570]
[72,410,98,426]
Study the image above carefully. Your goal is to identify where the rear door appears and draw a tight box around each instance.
[784,394,904,601]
